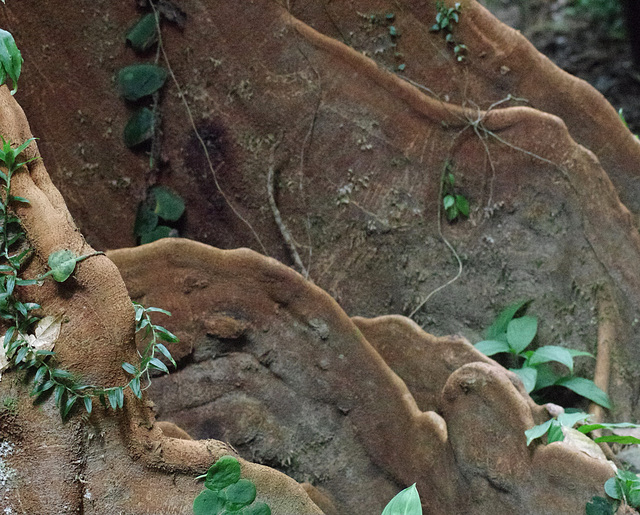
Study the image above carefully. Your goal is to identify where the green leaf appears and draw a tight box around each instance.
[567,349,595,359]
[129,376,142,399]
[594,435,640,445]
[455,195,469,217]
[443,195,454,210]
[126,13,158,52]
[122,362,137,375]
[155,343,176,367]
[381,483,422,515]
[557,410,591,428]
[0,29,23,94]
[51,368,73,380]
[134,204,159,237]
[485,300,531,340]
[153,325,179,343]
[151,185,185,222]
[547,419,564,443]
[54,384,65,407]
[115,386,124,408]
[445,205,458,221]
[509,366,537,393]
[556,377,612,409]
[533,363,561,390]
[145,306,172,316]
[204,455,242,491]
[107,388,119,410]
[585,496,616,515]
[506,316,538,354]
[525,419,553,446]
[193,489,224,515]
[117,64,167,101]
[140,225,173,244]
[62,395,77,418]
[474,339,510,356]
[604,477,622,500]
[221,479,257,511]
[528,346,574,373]
[123,108,155,148]
[47,249,78,282]
[34,365,47,384]
[148,357,169,374]
[579,421,640,434]
[237,501,271,515]
[9,195,29,204]
[83,396,93,414]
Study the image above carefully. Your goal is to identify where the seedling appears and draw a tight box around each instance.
[430,1,467,62]
[193,455,271,515]
[475,300,611,407]
[381,484,422,515]
[442,165,469,221]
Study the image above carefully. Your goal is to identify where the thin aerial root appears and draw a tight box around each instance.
[150,2,267,254]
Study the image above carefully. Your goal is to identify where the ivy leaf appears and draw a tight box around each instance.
[455,194,469,217]
[123,107,155,148]
[126,13,158,53]
[220,479,257,511]
[205,456,242,490]
[0,29,23,94]
[47,249,78,282]
[151,185,185,222]
[140,225,173,244]
[117,64,167,101]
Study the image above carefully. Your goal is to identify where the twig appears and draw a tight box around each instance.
[267,137,310,279]
[149,1,267,254]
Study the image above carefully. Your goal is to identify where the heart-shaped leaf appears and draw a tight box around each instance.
[117,64,167,101]
[123,107,155,148]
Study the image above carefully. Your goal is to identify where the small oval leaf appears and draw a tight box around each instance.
[123,107,155,148]
[126,13,158,53]
[205,456,241,491]
[117,64,167,101]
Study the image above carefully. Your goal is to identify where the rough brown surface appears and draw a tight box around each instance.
[2,0,640,424]
[109,238,615,514]
[0,87,321,515]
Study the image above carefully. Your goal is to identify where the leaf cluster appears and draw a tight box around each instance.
[475,300,611,408]
[430,2,467,62]
[193,456,271,515]
[441,165,469,222]
[134,185,185,244]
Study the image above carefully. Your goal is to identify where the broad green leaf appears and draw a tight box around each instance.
[205,455,242,491]
[126,13,158,52]
[47,249,78,282]
[117,64,167,101]
[556,377,612,409]
[221,479,257,511]
[0,29,22,94]
[140,225,173,244]
[585,496,616,515]
[557,410,591,428]
[506,316,538,353]
[381,483,422,515]
[123,107,155,148]
[533,363,561,390]
[525,419,553,446]
[485,300,531,340]
[152,185,185,221]
[604,477,622,500]
[474,339,510,356]
[510,366,537,393]
[547,419,564,443]
[528,345,574,373]
[455,195,469,217]
[155,343,176,367]
[193,489,224,515]
[134,204,159,236]
[443,195,454,210]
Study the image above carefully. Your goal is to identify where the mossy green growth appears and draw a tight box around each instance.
[194,456,270,515]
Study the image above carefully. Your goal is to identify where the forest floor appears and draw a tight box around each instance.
[483,0,640,133]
